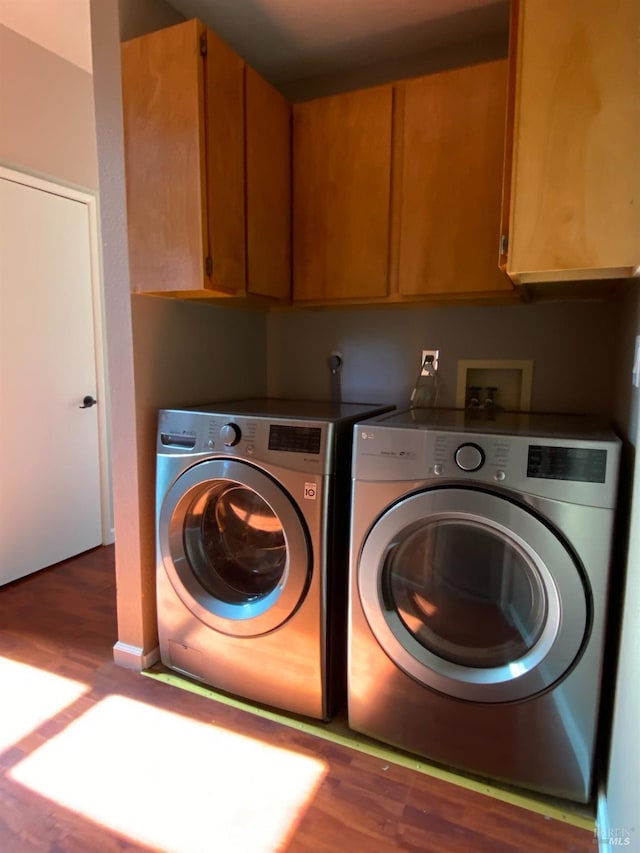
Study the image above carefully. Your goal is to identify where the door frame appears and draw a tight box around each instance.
[0,164,113,544]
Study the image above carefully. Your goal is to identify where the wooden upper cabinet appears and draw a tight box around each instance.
[293,86,393,303]
[393,60,513,298]
[202,26,245,296]
[246,67,291,301]
[122,20,209,295]
[503,0,640,283]
[121,19,291,301]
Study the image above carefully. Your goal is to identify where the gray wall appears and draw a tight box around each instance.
[268,298,624,417]
[131,296,267,648]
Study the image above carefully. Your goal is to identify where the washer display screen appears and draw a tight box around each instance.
[527,445,607,483]
[269,425,321,454]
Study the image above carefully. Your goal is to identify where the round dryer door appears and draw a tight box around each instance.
[358,486,589,702]
[159,459,311,637]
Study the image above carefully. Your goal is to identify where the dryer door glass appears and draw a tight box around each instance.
[357,486,589,702]
[386,518,547,667]
[185,482,286,601]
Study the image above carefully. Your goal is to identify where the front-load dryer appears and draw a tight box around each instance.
[156,398,393,721]
[348,408,621,802]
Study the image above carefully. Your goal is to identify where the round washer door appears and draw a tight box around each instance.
[159,459,311,637]
[358,486,589,703]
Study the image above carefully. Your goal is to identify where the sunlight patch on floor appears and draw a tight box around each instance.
[9,694,329,852]
[0,656,88,751]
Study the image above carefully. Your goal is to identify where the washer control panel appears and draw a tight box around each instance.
[157,409,330,474]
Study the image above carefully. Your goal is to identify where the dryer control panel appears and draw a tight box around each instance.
[353,422,620,509]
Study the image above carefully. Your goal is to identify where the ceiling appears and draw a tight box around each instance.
[165,0,510,96]
[0,0,510,97]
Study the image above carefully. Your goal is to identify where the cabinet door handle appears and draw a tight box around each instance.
[79,395,97,409]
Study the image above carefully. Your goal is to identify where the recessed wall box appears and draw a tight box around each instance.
[456,359,533,411]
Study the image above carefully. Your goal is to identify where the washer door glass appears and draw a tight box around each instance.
[387,518,547,668]
[185,482,286,602]
[358,487,589,702]
[159,459,311,637]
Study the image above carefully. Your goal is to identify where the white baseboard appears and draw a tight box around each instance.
[596,785,610,852]
[113,641,160,670]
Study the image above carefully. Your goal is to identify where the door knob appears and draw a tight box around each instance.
[79,395,97,409]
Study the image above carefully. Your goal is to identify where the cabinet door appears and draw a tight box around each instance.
[293,87,393,302]
[505,0,640,283]
[395,60,513,298]
[203,27,246,295]
[246,67,291,300]
[122,20,206,294]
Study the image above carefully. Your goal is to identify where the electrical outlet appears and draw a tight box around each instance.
[421,349,439,373]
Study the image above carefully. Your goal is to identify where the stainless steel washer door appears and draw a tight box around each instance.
[159,459,311,637]
[358,487,589,702]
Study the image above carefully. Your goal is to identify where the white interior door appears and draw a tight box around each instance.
[0,175,103,585]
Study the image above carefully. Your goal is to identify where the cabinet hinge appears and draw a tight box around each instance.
[500,233,509,256]
[199,33,207,57]
[205,256,213,277]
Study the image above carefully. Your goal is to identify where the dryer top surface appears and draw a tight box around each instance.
[367,407,619,445]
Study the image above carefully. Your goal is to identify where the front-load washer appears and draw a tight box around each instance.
[348,408,621,802]
[156,398,393,721]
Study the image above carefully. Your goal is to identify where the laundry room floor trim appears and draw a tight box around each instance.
[142,664,594,832]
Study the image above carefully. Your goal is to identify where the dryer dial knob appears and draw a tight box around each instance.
[455,442,485,472]
[220,422,241,447]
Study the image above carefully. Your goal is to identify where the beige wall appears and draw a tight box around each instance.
[0,24,98,189]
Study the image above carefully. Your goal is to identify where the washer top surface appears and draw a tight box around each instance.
[171,398,393,424]
[369,407,618,442]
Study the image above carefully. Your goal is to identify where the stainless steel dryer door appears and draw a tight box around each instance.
[159,459,311,637]
[358,486,589,702]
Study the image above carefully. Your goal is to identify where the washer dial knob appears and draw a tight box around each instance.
[455,442,485,472]
[220,422,241,447]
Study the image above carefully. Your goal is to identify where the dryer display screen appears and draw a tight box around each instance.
[527,445,607,483]
[269,424,322,454]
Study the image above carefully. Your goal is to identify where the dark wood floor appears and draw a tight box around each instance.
[0,546,595,852]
